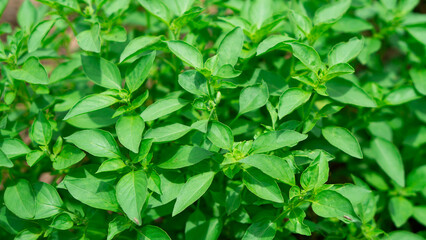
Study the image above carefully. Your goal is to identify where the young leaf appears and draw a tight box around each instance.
[116,170,148,225]
[76,23,101,53]
[97,158,127,173]
[51,213,74,230]
[30,112,52,146]
[116,115,145,153]
[157,145,213,169]
[81,55,122,90]
[65,129,121,158]
[4,179,35,219]
[178,70,209,96]
[322,126,363,159]
[53,144,86,170]
[141,98,188,121]
[324,63,354,80]
[64,94,119,120]
[251,130,307,154]
[10,57,49,85]
[238,81,269,115]
[277,88,311,119]
[17,0,36,32]
[300,153,329,191]
[328,38,364,66]
[242,167,284,203]
[125,51,156,93]
[389,197,413,227]
[240,154,295,186]
[206,121,234,150]
[312,190,360,222]
[167,41,203,69]
[290,43,322,73]
[173,171,215,216]
[137,0,172,23]
[370,137,405,186]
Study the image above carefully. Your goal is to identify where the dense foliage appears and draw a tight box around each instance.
[0,0,425,239]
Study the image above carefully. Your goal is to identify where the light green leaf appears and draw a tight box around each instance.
[409,68,426,95]
[33,182,63,219]
[144,123,192,142]
[76,23,101,53]
[326,78,377,107]
[116,170,148,225]
[413,206,426,226]
[53,144,86,170]
[256,35,294,56]
[300,153,329,191]
[406,26,426,46]
[407,165,426,191]
[51,213,74,230]
[173,171,215,216]
[242,220,276,240]
[290,42,322,73]
[4,179,35,219]
[167,40,203,69]
[81,55,122,90]
[178,70,209,96]
[251,130,307,154]
[278,88,311,119]
[240,154,295,185]
[0,138,30,159]
[125,51,156,93]
[116,115,145,153]
[137,0,172,23]
[30,112,52,146]
[10,57,49,85]
[206,121,234,150]
[107,216,131,240]
[384,86,421,105]
[324,63,355,80]
[65,129,121,158]
[63,165,119,211]
[239,81,269,115]
[322,126,363,159]
[312,190,360,222]
[138,225,171,240]
[141,98,188,121]
[328,38,363,66]
[313,0,351,25]
[28,20,56,53]
[158,145,213,169]
[64,94,119,120]
[285,208,311,236]
[97,158,127,173]
[214,27,244,72]
[242,167,284,203]
[26,150,45,167]
[371,137,405,186]
[120,36,161,63]
[17,0,36,32]
[389,197,413,227]
[0,149,13,168]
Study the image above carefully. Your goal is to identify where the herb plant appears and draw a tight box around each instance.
[0,0,425,239]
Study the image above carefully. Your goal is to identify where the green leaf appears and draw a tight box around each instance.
[4,179,35,219]
[144,123,192,142]
[206,121,234,150]
[322,126,363,159]
[290,43,322,73]
[407,165,426,191]
[370,138,405,186]
[242,220,276,240]
[300,153,329,191]
[312,190,360,222]
[249,0,273,29]
[28,20,56,53]
[53,144,86,170]
[413,206,426,226]
[326,78,377,107]
[167,40,203,69]
[285,208,311,236]
[328,38,364,66]
[97,158,127,173]
[256,35,294,56]
[26,150,45,167]
[76,23,101,53]
[214,27,244,72]
[137,0,172,23]
[324,63,355,80]
[386,231,425,240]
[64,94,119,120]
[17,0,36,32]
[178,70,209,96]
[313,0,351,25]
[406,26,426,46]
[185,210,222,240]
[389,197,413,227]
[14,228,41,240]
[107,216,131,240]
[125,51,156,93]
[0,149,13,168]
[409,68,426,95]
[251,130,307,154]
[81,55,122,90]
[65,129,121,158]
[33,182,63,219]
[116,115,145,153]
[50,58,81,83]
[63,165,119,211]
[173,171,215,216]
[30,112,52,146]
[240,154,295,186]
[138,225,171,240]
[225,182,242,215]
[51,213,74,230]
[10,57,49,85]
[55,0,80,12]
[239,81,269,115]
[384,86,421,105]
[242,167,284,203]
[103,25,127,42]
[141,98,188,121]
[0,138,30,159]
[277,88,311,119]
[120,36,161,63]
[116,170,148,225]
[157,145,213,169]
